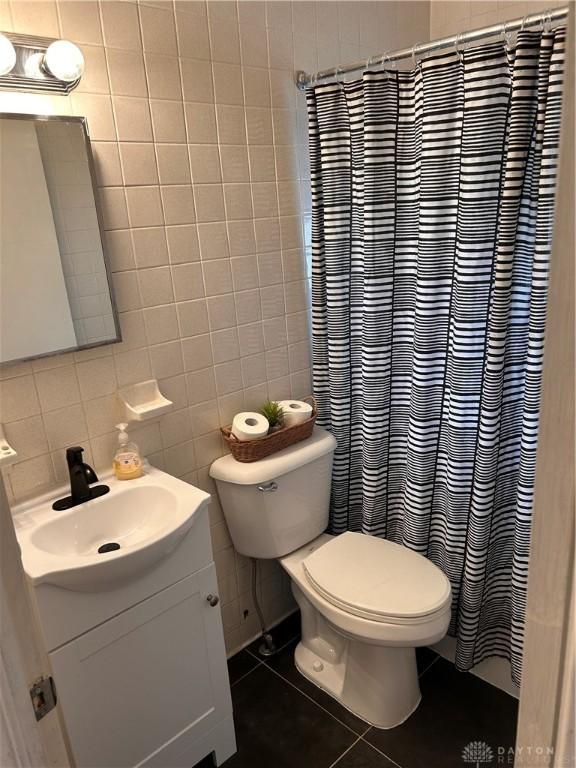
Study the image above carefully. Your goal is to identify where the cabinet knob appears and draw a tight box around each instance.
[206,594,219,607]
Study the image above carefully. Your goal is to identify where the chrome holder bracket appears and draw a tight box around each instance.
[296,70,309,91]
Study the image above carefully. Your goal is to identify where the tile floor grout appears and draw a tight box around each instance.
[263,654,364,738]
[225,619,518,768]
[242,644,426,768]
[228,641,379,768]
[326,735,362,768]
[229,632,301,687]
[238,634,442,763]
[229,648,409,768]
[233,638,443,768]
[360,735,406,768]
[229,661,262,688]
[418,653,441,679]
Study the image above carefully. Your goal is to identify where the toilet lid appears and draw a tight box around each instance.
[302,532,451,622]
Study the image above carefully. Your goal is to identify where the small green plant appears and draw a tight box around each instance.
[260,400,285,430]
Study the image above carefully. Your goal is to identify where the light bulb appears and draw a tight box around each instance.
[44,40,84,83]
[0,34,16,77]
[24,51,44,79]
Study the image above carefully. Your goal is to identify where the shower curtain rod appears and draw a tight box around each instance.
[295,5,569,90]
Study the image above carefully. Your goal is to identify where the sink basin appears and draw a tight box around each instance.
[13,465,210,591]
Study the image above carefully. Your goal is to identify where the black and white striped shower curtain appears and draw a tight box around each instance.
[306,28,565,685]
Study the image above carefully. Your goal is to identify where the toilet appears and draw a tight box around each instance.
[210,427,452,729]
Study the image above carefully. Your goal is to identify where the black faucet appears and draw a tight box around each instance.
[52,446,110,511]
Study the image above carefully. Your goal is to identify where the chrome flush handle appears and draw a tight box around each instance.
[257,481,278,492]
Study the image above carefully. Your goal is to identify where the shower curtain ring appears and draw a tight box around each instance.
[381,52,391,79]
[501,21,513,46]
[334,65,344,90]
[520,14,528,31]
[411,44,419,69]
[543,9,553,33]
[455,31,465,62]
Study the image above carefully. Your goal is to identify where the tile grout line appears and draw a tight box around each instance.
[231,652,406,768]
[418,653,441,679]
[327,735,362,768]
[246,639,436,747]
[359,736,405,768]
[230,659,263,688]
[236,630,430,766]
[229,630,301,686]
[262,657,365,739]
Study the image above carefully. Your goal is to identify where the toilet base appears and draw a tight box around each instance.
[293,640,421,730]
[292,584,422,729]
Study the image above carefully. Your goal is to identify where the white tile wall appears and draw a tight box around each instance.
[430,0,567,39]
[0,0,430,655]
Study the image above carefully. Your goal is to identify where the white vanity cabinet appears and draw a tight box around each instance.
[49,563,234,768]
[17,478,236,768]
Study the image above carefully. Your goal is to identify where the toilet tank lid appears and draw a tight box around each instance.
[209,427,337,485]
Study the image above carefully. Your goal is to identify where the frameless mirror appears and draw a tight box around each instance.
[0,113,120,364]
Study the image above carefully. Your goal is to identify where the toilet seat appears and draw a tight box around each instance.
[282,533,452,647]
[302,531,451,624]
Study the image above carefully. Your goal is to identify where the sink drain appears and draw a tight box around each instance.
[98,542,121,554]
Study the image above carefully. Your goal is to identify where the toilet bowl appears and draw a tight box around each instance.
[210,427,452,729]
[281,532,451,727]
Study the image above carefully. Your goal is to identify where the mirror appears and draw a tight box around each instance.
[0,113,120,364]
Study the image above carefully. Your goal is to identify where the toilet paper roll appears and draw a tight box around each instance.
[232,412,270,441]
[279,400,313,427]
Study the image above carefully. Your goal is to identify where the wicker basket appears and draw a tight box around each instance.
[221,396,317,463]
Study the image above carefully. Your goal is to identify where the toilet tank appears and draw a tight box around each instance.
[210,428,337,559]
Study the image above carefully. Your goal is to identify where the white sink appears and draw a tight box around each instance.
[13,465,210,591]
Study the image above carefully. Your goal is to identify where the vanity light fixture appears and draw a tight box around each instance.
[0,34,16,76]
[0,31,84,94]
[43,40,84,83]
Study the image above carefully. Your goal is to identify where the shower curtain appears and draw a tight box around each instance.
[306,28,565,685]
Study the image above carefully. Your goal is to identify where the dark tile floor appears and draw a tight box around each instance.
[199,612,519,768]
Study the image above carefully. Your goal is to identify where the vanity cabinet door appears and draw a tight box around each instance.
[49,564,233,768]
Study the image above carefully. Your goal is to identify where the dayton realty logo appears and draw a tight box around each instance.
[462,741,494,768]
